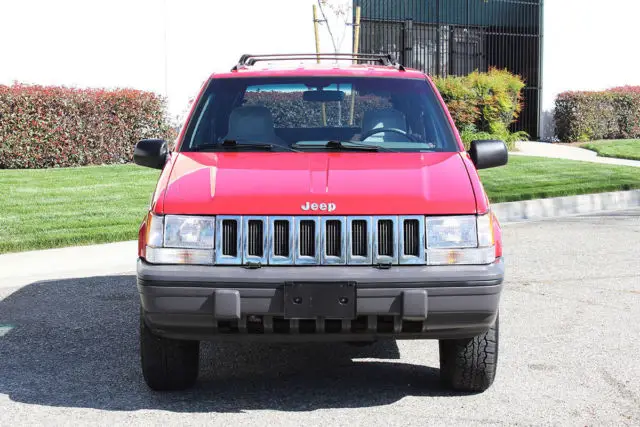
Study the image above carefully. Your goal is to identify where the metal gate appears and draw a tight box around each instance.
[356,0,542,139]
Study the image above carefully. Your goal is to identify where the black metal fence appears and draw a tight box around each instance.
[355,0,542,138]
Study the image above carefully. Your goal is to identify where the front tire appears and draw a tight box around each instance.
[438,314,499,392]
[140,313,200,391]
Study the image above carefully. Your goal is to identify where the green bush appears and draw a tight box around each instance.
[431,75,480,128]
[554,86,640,142]
[459,124,525,151]
[433,68,527,149]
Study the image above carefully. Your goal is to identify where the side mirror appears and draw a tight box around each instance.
[134,139,168,169]
[468,140,508,170]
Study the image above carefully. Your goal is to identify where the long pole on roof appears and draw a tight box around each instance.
[349,5,361,126]
[313,4,327,126]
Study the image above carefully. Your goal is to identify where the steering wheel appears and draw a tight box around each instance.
[360,127,416,142]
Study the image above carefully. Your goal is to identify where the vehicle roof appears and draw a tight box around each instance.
[212,63,428,80]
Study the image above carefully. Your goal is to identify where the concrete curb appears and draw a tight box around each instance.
[493,189,640,223]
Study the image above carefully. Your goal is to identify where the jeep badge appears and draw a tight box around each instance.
[301,202,336,212]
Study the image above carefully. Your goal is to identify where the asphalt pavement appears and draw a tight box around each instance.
[1,209,639,426]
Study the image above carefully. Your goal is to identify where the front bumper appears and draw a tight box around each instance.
[138,258,504,342]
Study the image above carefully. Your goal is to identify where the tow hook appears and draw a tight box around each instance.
[245,261,262,269]
[376,262,392,270]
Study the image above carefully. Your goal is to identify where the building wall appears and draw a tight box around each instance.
[541,0,640,139]
[0,0,352,123]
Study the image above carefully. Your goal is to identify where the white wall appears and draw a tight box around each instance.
[0,0,352,123]
[541,0,640,138]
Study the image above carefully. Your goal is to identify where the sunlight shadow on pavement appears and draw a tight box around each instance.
[0,275,460,413]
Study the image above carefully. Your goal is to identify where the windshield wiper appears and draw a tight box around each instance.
[292,140,396,152]
[191,140,300,152]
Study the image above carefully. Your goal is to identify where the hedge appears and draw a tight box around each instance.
[554,86,640,142]
[432,68,527,147]
[0,83,174,169]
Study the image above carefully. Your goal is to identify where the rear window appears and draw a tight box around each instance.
[180,76,459,152]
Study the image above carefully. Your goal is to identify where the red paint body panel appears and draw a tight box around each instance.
[158,152,478,216]
[215,65,428,80]
[143,63,503,255]
[460,152,490,214]
[150,152,177,214]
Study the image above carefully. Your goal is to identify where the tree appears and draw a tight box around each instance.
[316,0,353,54]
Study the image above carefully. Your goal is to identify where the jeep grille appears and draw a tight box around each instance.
[215,216,425,265]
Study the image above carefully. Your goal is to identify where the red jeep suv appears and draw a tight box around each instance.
[134,53,508,393]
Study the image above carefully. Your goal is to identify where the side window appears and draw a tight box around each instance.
[187,94,214,149]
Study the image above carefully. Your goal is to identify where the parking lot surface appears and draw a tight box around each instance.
[1,209,639,426]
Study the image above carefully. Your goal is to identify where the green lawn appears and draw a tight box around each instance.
[1,156,639,254]
[0,165,159,254]
[479,156,640,202]
[581,139,640,161]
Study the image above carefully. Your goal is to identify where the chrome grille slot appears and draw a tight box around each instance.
[326,220,341,256]
[268,217,294,264]
[403,220,419,256]
[378,220,394,256]
[352,220,367,256]
[321,217,346,264]
[347,216,372,264]
[215,216,243,264]
[299,220,316,257]
[373,216,398,264]
[248,220,263,257]
[399,216,425,265]
[295,217,321,264]
[243,216,268,265]
[222,220,238,256]
[273,220,290,257]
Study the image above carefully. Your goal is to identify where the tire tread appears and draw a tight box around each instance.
[140,314,200,391]
[439,314,499,392]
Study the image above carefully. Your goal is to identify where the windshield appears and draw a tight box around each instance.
[180,76,459,152]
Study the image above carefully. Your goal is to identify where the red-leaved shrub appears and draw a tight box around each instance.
[0,83,174,168]
[554,86,640,142]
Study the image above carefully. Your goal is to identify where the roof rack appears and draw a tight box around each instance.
[231,53,405,71]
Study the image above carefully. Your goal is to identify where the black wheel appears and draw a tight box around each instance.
[438,314,499,393]
[140,313,200,391]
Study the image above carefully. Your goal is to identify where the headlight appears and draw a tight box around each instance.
[426,215,477,249]
[164,215,215,249]
[425,213,495,265]
[144,214,215,265]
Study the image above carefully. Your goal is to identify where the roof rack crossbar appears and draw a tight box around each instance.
[231,53,404,71]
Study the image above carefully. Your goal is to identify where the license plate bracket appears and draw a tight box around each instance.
[284,282,356,319]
